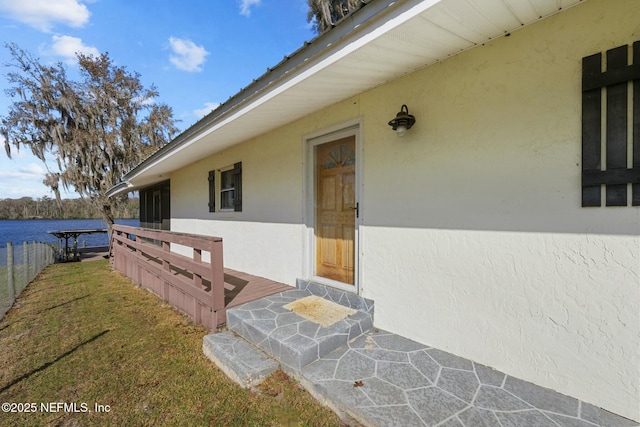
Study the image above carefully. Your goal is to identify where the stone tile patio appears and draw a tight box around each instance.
[226,289,374,372]
[204,281,638,427]
[300,329,638,427]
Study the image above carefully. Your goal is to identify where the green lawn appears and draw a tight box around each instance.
[0,261,342,426]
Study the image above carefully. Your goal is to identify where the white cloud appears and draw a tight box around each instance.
[0,0,90,32]
[168,37,209,72]
[19,163,46,176]
[50,35,100,64]
[0,171,39,180]
[0,163,43,180]
[0,165,45,198]
[239,0,261,17]
[0,137,73,198]
[194,102,219,119]
[138,97,155,106]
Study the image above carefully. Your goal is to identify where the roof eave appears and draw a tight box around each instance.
[112,0,431,191]
[111,0,585,194]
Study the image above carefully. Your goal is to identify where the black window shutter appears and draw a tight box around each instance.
[582,41,640,207]
[232,162,242,212]
[208,170,215,212]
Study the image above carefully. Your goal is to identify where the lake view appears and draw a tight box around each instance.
[0,218,139,249]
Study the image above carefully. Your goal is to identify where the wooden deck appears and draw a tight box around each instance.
[224,268,291,310]
[110,225,292,330]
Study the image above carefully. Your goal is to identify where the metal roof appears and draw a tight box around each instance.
[110,0,585,196]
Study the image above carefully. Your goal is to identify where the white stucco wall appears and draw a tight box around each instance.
[168,0,639,420]
[169,121,311,285]
[357,0,639,420]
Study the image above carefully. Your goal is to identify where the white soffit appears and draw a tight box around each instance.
[123,0,584,190]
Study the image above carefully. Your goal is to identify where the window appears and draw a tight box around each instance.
[220,168,235,210]
[208,162,242,212]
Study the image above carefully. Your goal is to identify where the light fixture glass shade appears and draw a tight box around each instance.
[388,104,415,137]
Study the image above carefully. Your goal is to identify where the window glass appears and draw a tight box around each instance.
[220,169,235,210]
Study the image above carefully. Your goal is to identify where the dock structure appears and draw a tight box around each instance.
[48,229,107,262]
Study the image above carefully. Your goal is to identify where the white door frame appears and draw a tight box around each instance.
[303,118,363,294]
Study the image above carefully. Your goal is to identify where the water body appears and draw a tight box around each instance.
[0,218,139,249]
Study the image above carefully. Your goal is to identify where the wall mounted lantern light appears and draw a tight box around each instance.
[388,104,416,137]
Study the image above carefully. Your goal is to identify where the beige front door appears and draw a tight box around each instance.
[315,136,356,285]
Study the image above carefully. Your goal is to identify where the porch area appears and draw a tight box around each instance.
[109,225,637,426]
[109,224,291,330]
[205,281,637,427]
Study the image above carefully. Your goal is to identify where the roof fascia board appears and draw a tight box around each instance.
[106,181,133,197]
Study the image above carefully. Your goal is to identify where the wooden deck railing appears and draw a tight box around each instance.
[110,224,225,329]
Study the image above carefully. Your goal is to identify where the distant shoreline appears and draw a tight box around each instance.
[0,197,139,221]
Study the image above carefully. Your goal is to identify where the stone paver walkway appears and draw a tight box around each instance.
[301,329,638,427]
[208,281,638,427]
[226,286,374,372]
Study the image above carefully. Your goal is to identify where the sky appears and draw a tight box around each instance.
[0,0,317,199]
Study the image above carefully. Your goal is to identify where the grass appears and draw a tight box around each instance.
[0,260,343,426]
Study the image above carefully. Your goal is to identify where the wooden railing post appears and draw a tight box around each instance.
[131,232,140,285]
[193,248,202,287]
[162,240,170,302]
[192,248,202,325]
[210,238,225,325]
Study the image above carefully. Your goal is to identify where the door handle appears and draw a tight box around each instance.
[350,202,359,218]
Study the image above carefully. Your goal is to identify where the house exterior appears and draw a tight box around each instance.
[109,0,640,421]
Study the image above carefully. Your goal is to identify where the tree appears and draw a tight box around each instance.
[307,0,361,33]
[1,43,178,234]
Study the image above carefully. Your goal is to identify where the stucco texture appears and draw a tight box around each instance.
[169,0,639,420]
[358,0,639,420]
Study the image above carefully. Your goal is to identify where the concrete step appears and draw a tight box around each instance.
[203,331,279,388]
[227,287,374,373]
